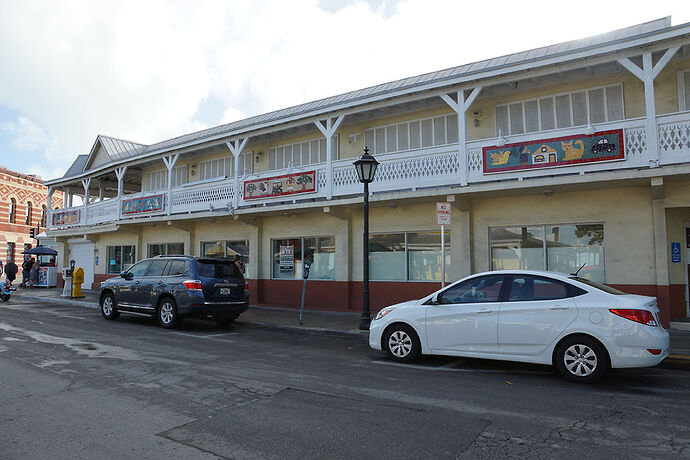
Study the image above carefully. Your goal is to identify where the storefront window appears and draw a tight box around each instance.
[272,237,335,280]
[107,245,135,274]
[200,240,250,276]
[370,231,450,282]
[148,242,185,258]
[490,224,605,282]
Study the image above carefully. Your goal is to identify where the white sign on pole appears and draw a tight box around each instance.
[436,202,451,226]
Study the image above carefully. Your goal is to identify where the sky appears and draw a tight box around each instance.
[0,0,689,181]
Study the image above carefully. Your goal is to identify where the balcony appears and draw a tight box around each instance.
[47,112,690,231]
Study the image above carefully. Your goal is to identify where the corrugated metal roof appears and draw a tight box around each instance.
[63,155,89,178]
[96,135,146,162]
[56,17,677,182]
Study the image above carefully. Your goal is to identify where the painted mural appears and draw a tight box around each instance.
[121,194,164,215]
[244,171,316,200]
[51,209,80,226]
[483,129,625,174]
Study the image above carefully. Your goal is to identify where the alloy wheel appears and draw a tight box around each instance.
[102,297,113,316]
[160,302,174,325]
[563,344,598,377]
[388,330,412,358]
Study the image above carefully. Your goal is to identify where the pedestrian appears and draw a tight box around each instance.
[0,259,3,279]
[29,258,39,288]
[21,257,32,287]
[5,259,18,286]
[233,254,245,275]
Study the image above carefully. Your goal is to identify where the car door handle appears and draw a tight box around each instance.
[550,306,569,310]
[478,309,493,314]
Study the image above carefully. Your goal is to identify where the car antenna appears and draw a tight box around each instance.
[572,263,586,277]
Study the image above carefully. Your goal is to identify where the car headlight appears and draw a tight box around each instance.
[374,308,394,321]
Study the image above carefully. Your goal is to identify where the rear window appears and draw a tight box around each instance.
[166,260,187,276]
[197,260,243,279]
[569,277,624,295]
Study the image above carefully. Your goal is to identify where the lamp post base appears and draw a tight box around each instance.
[359,316,371,331]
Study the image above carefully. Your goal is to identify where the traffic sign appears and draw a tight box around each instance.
[436,202,451,226]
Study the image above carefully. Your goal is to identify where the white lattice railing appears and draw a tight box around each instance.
[658,112,690,165]
[85,199,119,225]
[170,179,235,214]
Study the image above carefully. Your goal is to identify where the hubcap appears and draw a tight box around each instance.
[564,344,598,377]
[102,297,113,316]
[388,330,412,358]
[160,303,174,324]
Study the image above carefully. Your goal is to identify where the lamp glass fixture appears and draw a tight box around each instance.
[353,147,379,184]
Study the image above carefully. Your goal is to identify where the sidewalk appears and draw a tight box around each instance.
[10,287,690,370]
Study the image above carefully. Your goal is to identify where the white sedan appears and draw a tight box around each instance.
[369,270,669,383]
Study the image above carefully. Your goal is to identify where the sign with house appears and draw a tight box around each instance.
[244,170,317,200]
[483,129,625,174]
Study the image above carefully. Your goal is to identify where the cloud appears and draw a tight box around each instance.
[0,116,50,152]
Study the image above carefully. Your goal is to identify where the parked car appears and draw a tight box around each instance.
[99,255,248,329]
[369,270,669,383]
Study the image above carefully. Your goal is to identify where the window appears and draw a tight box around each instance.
[267,138,336,171]
[9,198,16,223]
[495,84,624,136]
[679,70,690,112]
[7,242,15,262]
[144,165,188,192]
[148,242,185,258]
[490,224,605,283]
[127,260,150,277]
[201,240,250,276]
[25,201,32,225]
[507,275,568,301]
[199,153,253,180]
[146,259,169,277]
[107,245,136,274]
[438,275,504,304]
[370,231,450,282]
[271,236,335,280]
[40,205,47,227]
[364,113,459,156]
[167,260,187,276]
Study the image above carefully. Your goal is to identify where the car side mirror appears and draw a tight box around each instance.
[120,271,132,280]
[426,293,441,305]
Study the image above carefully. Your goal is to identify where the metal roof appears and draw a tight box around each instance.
[97,135,146,162]
[54,17,680,183]
[62,155,89,178]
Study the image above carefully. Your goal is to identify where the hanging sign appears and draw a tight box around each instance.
[436,202,451,226]
[279,245,295,273]
[121,194,164,215]
[51,209,80,226]
[244,171,317,200]
[483,129,625,174]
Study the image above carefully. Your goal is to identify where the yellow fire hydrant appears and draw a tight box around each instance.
[72,267,85,298]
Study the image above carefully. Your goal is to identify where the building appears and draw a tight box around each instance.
[0,167,63,265]
[45,18,690,326]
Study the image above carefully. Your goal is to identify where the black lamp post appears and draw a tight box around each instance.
[353,147,379,330]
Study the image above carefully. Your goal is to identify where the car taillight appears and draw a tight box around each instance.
[609,309,658,326]
[244,281,249,295]
[183,280,203,291]
[647,349,662,355]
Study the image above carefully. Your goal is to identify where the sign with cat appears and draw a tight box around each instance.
[482,129,625,174]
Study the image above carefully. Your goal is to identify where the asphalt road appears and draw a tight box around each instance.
[1,298,689,459]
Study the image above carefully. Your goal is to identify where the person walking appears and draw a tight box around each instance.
[5,259,18,286]
[29,258,39,288]
[21,257,32,287]
[233,254,245,275]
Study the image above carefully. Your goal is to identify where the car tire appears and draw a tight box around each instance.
[384,324,421,363]
[556,335,608,383]
[100,293,119,320]
[1,293,9,302]
[157,297,178,329]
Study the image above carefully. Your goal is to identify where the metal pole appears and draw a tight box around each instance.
[299,277,307,325]
[441,224,445,288]
[360,181,371,330]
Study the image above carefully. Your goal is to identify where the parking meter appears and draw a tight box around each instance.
[303,260,311,280]
[68,259,75,277]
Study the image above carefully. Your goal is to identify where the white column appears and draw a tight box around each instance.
[226,138,249,209]
[45,187,54,228]
[81,178,91,225]
[62,190,68,208]
[441,87,482,186]
[115,166,127,219]
[98,182,104,202]
[315,115,344,200]
[162,154,179,215]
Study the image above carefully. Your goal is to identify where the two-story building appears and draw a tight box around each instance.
[45,17,690,325]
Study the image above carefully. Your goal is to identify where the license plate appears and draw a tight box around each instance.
[220,288,231,295]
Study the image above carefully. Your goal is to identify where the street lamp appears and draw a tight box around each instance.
[353,147,379,330]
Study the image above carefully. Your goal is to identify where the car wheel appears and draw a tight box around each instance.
[556,336,608,383]
[0,293,9,302]
[384,324,421,363]
[158,298,178,329]
[100,293,119,320]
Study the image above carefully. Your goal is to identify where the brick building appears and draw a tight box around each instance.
[0,167,63,265]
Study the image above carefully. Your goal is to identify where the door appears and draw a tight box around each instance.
[498,275,577,356]
[138,259,169,308]
[118,260,151,306]
[425,274,505,354]
[70,242,95,289]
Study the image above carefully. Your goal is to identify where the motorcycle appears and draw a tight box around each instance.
[1,280,15,302]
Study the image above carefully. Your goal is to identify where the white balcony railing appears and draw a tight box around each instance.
[46,112,690,231]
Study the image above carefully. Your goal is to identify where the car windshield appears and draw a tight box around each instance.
[197,260,243,279]
[569,277,624,295]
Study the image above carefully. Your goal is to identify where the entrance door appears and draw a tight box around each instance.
[686,227,690,317]
[70,242,95,290]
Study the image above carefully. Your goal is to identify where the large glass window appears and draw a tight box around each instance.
[495,84,624,136]
[7,242,15,262]
[271,237,335,280]
[107,245,136,274]
[490,224,605,283]
[200,240,250,276]
[148,242,185,258]
[370,231,450,282]
[25,201,32,225]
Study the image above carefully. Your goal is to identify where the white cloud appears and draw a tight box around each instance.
[0,0,688,180]
[0,116,50,152]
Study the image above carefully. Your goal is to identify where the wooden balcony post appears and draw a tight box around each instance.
[226,137,249,210]
[441,87,482,186]
[115,166,127,219]
[162,154,179,216]
[315,115,345,200]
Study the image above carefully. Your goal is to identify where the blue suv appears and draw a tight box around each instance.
[99,255,248,328]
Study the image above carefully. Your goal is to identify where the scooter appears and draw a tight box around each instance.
[1,280,15,302]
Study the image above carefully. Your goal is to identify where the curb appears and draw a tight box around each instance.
[14,293,367,340]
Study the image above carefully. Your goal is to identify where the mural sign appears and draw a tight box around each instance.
[121,194,164,215]
[483,129,625,174]
[243,170,316,200]
[279,245,294,273]
[52,209,80,226]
